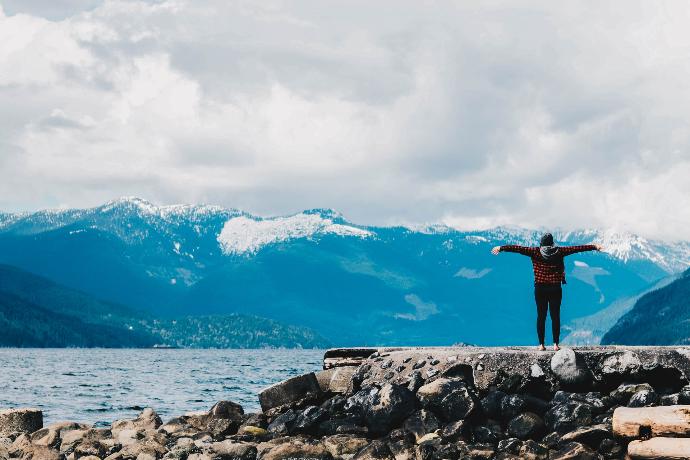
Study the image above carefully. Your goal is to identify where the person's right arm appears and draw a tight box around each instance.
[560,244,603,256]
[492,245,537,256]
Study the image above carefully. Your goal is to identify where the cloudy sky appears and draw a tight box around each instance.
[2,1,690,240]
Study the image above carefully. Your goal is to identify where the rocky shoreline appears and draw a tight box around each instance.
[3,346,690,460]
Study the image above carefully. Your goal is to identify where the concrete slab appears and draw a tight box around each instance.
[324,346,690,392]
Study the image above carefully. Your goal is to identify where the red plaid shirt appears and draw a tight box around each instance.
[500,245,598,285]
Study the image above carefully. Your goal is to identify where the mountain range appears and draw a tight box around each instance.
[1,197,689,347]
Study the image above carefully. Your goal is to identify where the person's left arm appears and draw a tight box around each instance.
[560,244,603,256]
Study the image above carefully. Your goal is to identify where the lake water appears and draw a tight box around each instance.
[0,348,324,426]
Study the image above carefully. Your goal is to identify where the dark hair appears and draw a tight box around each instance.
[540,233,554,247]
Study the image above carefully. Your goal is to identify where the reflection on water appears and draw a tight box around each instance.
[0,348,323,426]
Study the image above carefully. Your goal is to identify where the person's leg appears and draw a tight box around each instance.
[534,285,548,347]
[549,286,563,346]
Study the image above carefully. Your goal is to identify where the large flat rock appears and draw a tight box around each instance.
[324,346,690,392]
[259,372,322,412]
[0,408,43,436]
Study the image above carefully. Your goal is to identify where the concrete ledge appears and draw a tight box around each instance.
[325,346,690,393]
[323,348,386,369]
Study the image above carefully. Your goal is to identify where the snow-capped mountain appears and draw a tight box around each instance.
[3,197,689,272]
[0,197,688,346]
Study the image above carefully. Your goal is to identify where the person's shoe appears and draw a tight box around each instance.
[553,344,560,351]
[538,344,546,351]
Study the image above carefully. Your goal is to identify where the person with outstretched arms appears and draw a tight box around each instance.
[492,233,603,351]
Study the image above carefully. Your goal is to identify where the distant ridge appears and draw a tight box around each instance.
[602,267,690,345]
[0,263,154,347]
[0,264,330,348]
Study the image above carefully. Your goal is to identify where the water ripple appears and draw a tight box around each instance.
[0,348,323,425]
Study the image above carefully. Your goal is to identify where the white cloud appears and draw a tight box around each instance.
[1,1,690,240]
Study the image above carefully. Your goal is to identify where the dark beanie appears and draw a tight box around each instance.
[540,233,554,247]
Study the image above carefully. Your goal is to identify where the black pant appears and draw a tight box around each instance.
[534,284,562,345]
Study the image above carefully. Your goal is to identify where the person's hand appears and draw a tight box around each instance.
[594,244,604,252]
[491,246,501,255]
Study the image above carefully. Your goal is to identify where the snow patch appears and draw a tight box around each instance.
[464,235,489,244]
[394,294,439,321]
[404,223,453,234]
[455,267,492,279]
[217,213,373,255]
[573,260,589,267]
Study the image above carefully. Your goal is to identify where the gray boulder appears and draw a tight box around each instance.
[497,438,522,455]
[209,400,244,420]
[317,417,366,437]
[259,373,322,412]
[181,401,244,438]
[112,408,162,436]
[500,394,526,421]
[660,393,680,406]
[551,441,599,460]
[552,391,606,414]
[242,413,268,429]
[416,378,478,421]
[352,440,394,460]
[345,387,378,417]
[293,406,328,434]
[544,403,592,434]
[627,388,659,407]
[494,453,521,460]
[386,436,415,460]
[518,440,549,460]
[267,409,298,436]
[550,349,591,387]
[480,390,506,420]
[322,435,369,460]
[473,421,504,444]
[432,443,463,460]
[0,408,42,436]
[540,431,561,449]
[258,439,332,460]
[598,438,624,458]
[465,443,495,459]
[402,410,440,441]
[209,441,257,460]
[560,424,611,449]
[609,382,653,404]
[507,412,545,440]
[362,384,416,435]
[440,419,468,442]
[678,385,690,404]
